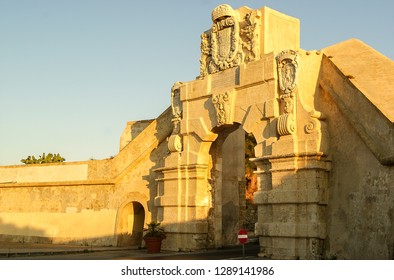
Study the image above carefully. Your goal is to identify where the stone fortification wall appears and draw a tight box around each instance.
[319,40,394,259]
[119,119,154,151]
[0,162,89,184]
[0,182,117,245]
[0,108,173,246]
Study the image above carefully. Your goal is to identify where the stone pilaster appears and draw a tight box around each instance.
[154,162,211,251]
[253,154,330,259]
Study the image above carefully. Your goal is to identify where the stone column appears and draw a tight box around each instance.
[253,154,330,259]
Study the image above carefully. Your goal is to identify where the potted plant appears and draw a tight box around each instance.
[143,221,166,253]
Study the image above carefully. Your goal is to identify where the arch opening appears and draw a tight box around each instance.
[206,124,257,248]
[116,201,145,247]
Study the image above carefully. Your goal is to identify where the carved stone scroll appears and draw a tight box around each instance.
[304,110,323,134]
[168,134,183,153]
[277,113,296,135]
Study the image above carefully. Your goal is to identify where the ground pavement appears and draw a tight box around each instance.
[0,241,261,260]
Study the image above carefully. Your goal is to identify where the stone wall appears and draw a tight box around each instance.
[0,108,173,246]
[119,119,154,151]
[319,40,394,259]
[0,183,117,245]
[322,85,394,259]
[0,162,89,184]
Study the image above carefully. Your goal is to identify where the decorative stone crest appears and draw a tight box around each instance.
[168,82,183,152]
[199,5,260,78]
[212,90,235,126]
[276,50,299,136]
[277,49,299,99]
[209,4,242,74]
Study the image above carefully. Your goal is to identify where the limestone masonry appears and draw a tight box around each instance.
[1,4,393,259]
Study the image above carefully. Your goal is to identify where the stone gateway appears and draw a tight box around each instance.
[1,4,393,259]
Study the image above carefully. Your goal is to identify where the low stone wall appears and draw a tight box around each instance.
[0,162,89,184]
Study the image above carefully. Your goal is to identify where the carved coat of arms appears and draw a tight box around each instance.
[276,50,299,98]
[199,4,261,78]
[209,4,242,73]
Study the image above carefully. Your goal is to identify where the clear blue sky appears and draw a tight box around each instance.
[1,0,393,166]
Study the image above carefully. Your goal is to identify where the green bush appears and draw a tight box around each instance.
[21,153,65,164]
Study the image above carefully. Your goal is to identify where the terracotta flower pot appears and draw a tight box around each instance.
[144,237,163,253]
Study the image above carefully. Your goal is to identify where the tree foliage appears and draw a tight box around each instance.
[21,153,65,164]
[245,132,257,202]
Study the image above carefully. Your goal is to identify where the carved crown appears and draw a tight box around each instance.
[276,50,298,64]
[211,4,235,22]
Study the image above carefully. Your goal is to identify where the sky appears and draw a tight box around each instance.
[0,0,393,166]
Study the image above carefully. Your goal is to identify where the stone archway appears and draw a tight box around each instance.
[155,4,330,258]
[207,124,245,248]
[183,122,257,249]
[116,201,145,247]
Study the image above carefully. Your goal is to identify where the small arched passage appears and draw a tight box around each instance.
[116,201,145,247]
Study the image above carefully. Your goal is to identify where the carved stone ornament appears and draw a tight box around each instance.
[210,4,242,74]
[240,10,261,63]
[212,90,235,126]
[199,4,245,77]
[198,5,262,78]
[304,110,323,134]
[168,82,183,152]
[276,50,298,136]
[276,50,299,98]
[171,82,183,126]
[168,134,183,153]
[199,32,211,78]
[277,113,296,136]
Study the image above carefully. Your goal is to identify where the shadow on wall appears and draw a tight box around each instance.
[0,215,128,247]
[0,217,50,244]
[144,112,172,223]
[0,200,148,247]
[0,215,256,251]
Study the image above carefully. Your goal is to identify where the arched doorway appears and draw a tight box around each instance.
[207,124,257,247]
[116,201,145,247]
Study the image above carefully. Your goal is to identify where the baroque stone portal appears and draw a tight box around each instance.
[1,4,393,260]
